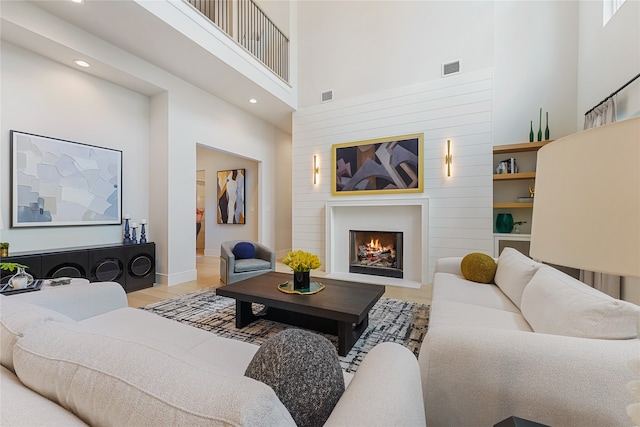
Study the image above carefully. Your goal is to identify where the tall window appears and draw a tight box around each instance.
[603,0,626,26]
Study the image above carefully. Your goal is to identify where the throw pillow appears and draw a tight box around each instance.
[460,253,497,284]
[521,266,640,339]
[244,329,345,427]
[232,242,256,260]
[493,247,542,308]
[0,297,73,372]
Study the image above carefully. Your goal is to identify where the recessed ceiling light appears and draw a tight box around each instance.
[74,59,90,68]
[71,0,84,4]
[249,98,257,104]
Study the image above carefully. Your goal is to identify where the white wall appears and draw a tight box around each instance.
[577,0,640,126]
[296,1,494,108]
[297,1,580,144]
[273,127,293,258]
[493,1,579,145]
[0,42,149,251]
[292,69,494,281]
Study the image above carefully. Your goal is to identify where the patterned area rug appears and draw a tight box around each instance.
[140,288,430,373]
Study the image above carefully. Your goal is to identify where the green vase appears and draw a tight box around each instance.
[545,112,550,140]
[529,121,534,142]
[496,213,514,233]
[537,108,542,142]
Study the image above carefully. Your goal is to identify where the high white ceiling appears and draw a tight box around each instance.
[2,0,294,133]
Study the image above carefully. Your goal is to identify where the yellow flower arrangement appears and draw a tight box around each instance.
[282,250,321,272]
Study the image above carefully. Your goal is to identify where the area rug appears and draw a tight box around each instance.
[140,288,429,373]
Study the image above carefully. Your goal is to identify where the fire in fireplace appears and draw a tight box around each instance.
[349,230,403,278]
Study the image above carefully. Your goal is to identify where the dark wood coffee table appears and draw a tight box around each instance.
[216,272,385,356]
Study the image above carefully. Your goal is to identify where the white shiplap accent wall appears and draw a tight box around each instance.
[292,69,494,283]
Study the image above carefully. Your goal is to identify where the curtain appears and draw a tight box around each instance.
[584,96,617,129]
[581,96,621,298]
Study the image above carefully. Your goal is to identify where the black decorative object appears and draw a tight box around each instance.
[1,243,155,293]
[293,271,310,291]
[545,112,550,140]
[529,121,534,142]
[131,223,138,244]
[537,108,542,142]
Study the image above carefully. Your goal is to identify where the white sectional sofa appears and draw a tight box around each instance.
[418,247,640,427]
[1,282,426,426]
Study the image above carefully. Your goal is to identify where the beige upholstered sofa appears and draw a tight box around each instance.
[419,247,640,427]
[1,282,425,426]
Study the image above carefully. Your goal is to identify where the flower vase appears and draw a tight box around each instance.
[496,213,514,233]
[293,271,310,291]
[9,267,33,290]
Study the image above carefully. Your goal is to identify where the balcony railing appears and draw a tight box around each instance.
[186,0,290,83]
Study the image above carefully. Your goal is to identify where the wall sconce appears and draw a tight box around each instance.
[445,139,453,177]
[313,155,319,184]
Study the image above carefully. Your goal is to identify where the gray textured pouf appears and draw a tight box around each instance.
[244,329,345,427]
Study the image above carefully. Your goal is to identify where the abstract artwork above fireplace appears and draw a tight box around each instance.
[331,133,423,196]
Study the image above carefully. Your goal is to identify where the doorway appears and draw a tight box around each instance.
[196,169,205,256]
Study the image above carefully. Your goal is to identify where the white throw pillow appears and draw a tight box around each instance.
[521,266,640,339]
[0,296,73,372]
[494,247,542,308]
[13,321,296,427]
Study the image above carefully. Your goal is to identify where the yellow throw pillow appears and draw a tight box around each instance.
[461,253,497,284]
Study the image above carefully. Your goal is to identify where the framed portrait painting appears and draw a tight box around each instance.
[332,133,424,196]
[217,169,245,224]
[10,131,123,228]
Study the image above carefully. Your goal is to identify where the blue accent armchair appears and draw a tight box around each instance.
[219,240,275,285]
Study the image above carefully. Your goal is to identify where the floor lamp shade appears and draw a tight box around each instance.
[530,117,640,278]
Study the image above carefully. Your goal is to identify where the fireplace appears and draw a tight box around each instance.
[349,230,403,278]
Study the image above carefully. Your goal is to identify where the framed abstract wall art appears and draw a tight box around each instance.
[332,133,424,196]
[10,130,123,228]
[217,168,245,224]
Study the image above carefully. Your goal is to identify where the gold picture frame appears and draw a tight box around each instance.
[331,133,424,196]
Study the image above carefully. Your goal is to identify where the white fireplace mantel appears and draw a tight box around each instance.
[325,198,429,288]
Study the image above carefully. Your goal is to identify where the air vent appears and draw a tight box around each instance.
[321,90,334,103]
[442,60,460,77]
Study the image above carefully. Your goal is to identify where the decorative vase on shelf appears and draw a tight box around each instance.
[529,121,534,142]
[123,217,131,244]
[537,108,543,142]
[545,112,550,140]
[140,221,147,244]
[496,213,514,233]
[9,267,33,290]
[293,271,310,291]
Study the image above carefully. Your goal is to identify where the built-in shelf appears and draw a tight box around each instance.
[493,140,553,154]
[493,202,533,208]
[493,172,536,181]
[493,140,552,233]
